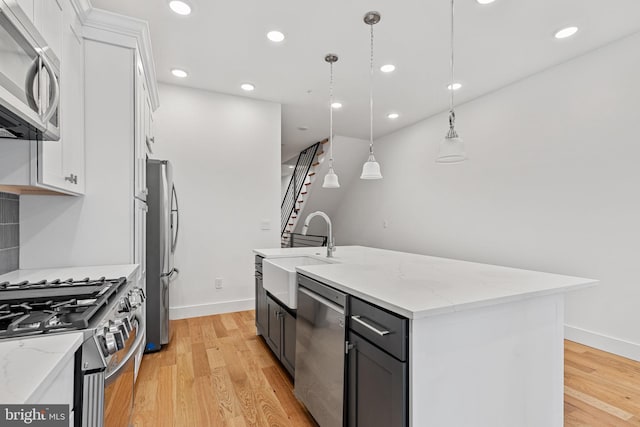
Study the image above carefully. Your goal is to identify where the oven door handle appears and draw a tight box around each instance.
[105,314,145,386]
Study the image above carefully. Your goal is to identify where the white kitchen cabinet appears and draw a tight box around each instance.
[0,0,84,195]
[14,0,34,21]
[32,0,63,58]
[14,0,64,59]
[38,0,85,194]
[134,197,147,281]
[134,57,149,200]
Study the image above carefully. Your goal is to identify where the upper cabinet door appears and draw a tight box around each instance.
[135,58,148,200]
[32,0,63,58]
[15,0,34,22]
[37,0,84,194]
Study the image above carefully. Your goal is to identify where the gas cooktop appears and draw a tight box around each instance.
[0,277,128,338]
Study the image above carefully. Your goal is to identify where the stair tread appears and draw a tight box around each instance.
[308,172,316,176]
[312,162,320,167]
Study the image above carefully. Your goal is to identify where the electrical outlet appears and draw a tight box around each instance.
[383,220,389,229]
[215,278,223,289]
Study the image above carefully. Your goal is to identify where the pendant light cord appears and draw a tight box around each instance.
[369,23,374,154]
[447,0,458,138]
[329,60,334,166]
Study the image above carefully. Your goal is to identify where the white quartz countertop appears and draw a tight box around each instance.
[254,246,597,319]
[0,332,84,403]
[0,264,139,283]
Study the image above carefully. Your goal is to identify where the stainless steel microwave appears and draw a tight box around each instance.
[0,0,60,140]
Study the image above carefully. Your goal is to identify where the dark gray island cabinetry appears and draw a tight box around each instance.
[347,296,409,427]
[254,255,296,377]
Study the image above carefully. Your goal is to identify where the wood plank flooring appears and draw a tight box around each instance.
[132,311,640,426]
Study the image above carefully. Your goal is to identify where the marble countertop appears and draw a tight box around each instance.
[254,246,597,319]
[0,332,84,404]
[0,264,139,404]
[0,264,139,283]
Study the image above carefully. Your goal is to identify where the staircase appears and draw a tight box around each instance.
[281,138,328,247]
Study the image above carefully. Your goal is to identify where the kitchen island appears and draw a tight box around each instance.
[254,246,597,427]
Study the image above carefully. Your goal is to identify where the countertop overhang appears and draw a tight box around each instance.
[254,246,597,319]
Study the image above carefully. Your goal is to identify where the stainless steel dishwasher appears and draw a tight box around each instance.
[295,274,348,427]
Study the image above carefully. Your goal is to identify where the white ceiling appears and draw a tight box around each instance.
[91,0,640,161]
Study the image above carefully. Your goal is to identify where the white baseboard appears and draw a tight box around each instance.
[565,324,640,362]
[170,298,254,320]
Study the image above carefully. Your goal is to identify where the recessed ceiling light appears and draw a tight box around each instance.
[297,126,309,131]
[554,26,578,39]
[387,113,399,119]
[288,165,294,169]
[331,102,343,109]
[380,64,396,73]
[476,0,495,4]
[169,1,191,15]
[447,82,462,91]
[171,68,188,78]
[267,31,285,42]
[241,83,255,92]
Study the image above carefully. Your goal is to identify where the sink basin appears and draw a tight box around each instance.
[263,256,333,309]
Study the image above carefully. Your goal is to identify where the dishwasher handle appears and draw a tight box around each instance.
[298,286,344,314]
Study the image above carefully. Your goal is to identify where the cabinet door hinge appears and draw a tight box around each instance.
[345,341,355,354]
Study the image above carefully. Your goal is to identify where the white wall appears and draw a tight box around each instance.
[151,83,281,319]
[281,174,292,199]
[293,136,370,237]
[332,33,640,360]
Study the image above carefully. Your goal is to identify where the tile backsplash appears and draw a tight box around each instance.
[0,192,19,275]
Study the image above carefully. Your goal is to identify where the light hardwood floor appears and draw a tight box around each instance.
[132,311,640,426]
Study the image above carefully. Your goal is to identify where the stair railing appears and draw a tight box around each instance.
[281,141,321,236]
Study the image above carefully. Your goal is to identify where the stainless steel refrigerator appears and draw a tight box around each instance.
[145,159,179,352]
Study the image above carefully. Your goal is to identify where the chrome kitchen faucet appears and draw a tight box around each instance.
[301,211,335,258]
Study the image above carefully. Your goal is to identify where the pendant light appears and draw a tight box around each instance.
[436,0,467,164]
[360,11,383,180]
[322,54,340,188]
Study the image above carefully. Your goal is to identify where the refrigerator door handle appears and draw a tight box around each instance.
[171,185,179,253]
[161,268,180,280]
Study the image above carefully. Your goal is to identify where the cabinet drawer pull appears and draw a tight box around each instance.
[64,173,78,184]
[351,315,390,336]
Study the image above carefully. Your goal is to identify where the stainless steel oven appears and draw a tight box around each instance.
[0,0,60,140]
[77,283,147,427]
[103,314,145,427]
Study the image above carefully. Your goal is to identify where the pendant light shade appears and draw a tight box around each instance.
[437,111,467,163]
[323,166,341,188]
[360,11,383,180]
[437,136,466,163]
[360,153,382,179]
[322,54,341,188]
[437,0,467,164]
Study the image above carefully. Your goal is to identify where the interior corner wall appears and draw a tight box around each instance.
[293,135,370,237]
[332,32,640,360]
[152,83,281,319]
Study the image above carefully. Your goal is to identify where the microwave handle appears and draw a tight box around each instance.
[25,57,40,114]
[40,54,60,124]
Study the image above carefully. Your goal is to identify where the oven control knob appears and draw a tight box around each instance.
[110,321,130,342]
[118,297,132,313]
[128,288,145,308]
[104,332,119,355]
[111,329,125,351]
[119,316,133,335]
